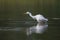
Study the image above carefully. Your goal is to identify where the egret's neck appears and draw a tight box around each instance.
[28,13,35,19]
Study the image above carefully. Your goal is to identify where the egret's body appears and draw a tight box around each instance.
[25,12,48,23]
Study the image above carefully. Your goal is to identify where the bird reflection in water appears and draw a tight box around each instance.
[26,21,48,36]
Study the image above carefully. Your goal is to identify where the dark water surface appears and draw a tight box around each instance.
[0,19,60,40]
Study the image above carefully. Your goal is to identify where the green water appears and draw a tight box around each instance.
[0,0,60,40]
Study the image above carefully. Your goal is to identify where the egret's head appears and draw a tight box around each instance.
[25,12,31,14]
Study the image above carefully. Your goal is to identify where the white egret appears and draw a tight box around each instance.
[25,12,48,23]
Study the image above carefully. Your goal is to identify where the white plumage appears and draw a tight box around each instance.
[25,11,48,23]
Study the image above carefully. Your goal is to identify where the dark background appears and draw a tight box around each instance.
[0,0,60,20]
